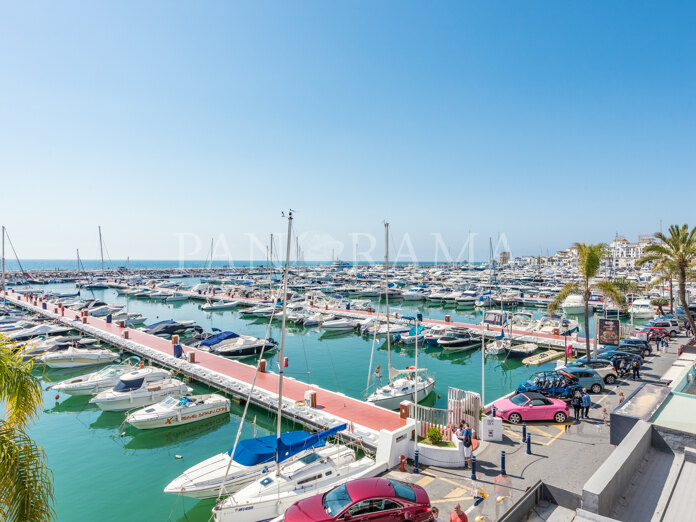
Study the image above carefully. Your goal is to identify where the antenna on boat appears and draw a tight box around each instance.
[98,225,105,272]
[1,225,5,309]
[384,222,394,384]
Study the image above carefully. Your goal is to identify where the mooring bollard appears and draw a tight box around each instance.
[471,455,477,481]
[413,449,420,474]
[501,450,506,476]
[526,434,532,455]
[492,405,497,418]
[522,422,527,443]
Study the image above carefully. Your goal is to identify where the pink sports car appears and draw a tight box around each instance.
[493,391,569,424]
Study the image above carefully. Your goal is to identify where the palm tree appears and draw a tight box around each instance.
[0,335,55,522]
[637,225,696,334]
[548,243,624,360]
[650,297,668,316]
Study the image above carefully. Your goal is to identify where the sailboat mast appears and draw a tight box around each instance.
[76,249,81,276]
[385,222,392,384]
[1,226,5,308]
[276,211,293,472]
[98,226,104,271]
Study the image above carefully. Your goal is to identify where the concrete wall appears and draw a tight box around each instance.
[412,437,468,468]
[652,424,696,454]
[583,420,653,516]
[376,418,414,468]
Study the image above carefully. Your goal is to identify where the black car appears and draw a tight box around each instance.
[600,344,645,359]
[619,339,652,355]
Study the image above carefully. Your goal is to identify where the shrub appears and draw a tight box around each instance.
[427,427,442,445]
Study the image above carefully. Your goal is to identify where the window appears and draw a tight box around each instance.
[510,394,528,406]
[323,484,353,516]
[388,479,417,501]
[530,399,546,406]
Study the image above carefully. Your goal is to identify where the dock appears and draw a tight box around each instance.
[5,289,405,452]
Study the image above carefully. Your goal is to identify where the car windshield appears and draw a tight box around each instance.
[322,484,352,516]
[389,479,416,501]
[510,394,528,406]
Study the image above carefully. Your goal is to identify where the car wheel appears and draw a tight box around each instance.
[605,374,616,384]
[591,383,602,394]
[670,331,676,339]
[554,412,567,423]
[508,412,522,424]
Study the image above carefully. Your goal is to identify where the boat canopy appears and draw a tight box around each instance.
[200,331,239,347]
[114,377,144,392]
[229,423,347,465]
[144,319,177,329]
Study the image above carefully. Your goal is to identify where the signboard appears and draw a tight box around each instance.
[598,318,620,346]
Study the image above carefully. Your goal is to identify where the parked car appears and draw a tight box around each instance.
[563,359,618,384]
[517,371,581,399]
[283,478,434,522]
[558,366,604,393]
[600,344,646,359]
[619,338,652,355]
[493,391,569,424]
[636,318,679,338]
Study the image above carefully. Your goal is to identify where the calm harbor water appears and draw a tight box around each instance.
[22,281,645,521]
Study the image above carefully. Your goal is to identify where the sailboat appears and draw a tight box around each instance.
[212,211,376,522]
[366,222,435,411]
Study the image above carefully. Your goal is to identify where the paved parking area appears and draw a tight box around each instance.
[385,334,688,520]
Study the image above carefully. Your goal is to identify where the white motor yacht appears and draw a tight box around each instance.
[366,369,435,410]
[628,298,655,319]
[126,394,230,430]
[37,346,119,368]
[562,294,593,315]
[50,361,165,396]
[89,370,191,411]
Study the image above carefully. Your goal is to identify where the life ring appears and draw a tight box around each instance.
[552,328,560,335]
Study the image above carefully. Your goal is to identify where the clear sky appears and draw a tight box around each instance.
[1,1,695,263]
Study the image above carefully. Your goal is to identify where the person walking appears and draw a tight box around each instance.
[456,422,473,469]
[581,388,591,419]
[662,336,669,351]
[571,390,582,421]
[450,503,468,522]
[686,321,692,337]
[631,359,640,380]
[654,334,661,353]
[618,391,625,405]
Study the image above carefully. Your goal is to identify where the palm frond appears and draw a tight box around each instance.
[593,281,627,311]
[0,337,43,430]
[548,282,580,315]
[0,423,55,522]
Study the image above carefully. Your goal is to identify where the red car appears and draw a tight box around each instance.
[283,477,434,521]
[493,391,569,424]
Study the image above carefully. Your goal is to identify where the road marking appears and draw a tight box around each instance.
[445,487,468,498]
[503,427,521,439]
[544,427,566,446]
[415,476,434,488]
[420,472,472,491]
[528,425,553,438]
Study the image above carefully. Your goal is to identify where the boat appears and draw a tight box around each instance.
[395,324,426,344]
[9,323,71,341]
[423,324,451,345]
[125,393,230,430]
[320,318,357,332]
[402,287,428,301]
[562,294,593,315]
[165,293,189,303]
[89,370,191,411]
[164,427,343,499]
[142,319,202,337]
[212,440,375,522]
[49,359,158,396]
[628,298,655,319]
[201,299,240,311]
[533,315,579,336]
[195,331,278,358]
[486,337,509,355]
[437,328,480,351]
[366,223,435,410]
[37,346,119,368]
[504,342,538,358]
[17,335,98,359]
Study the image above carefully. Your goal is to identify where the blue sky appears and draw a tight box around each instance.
[1,1,695,263]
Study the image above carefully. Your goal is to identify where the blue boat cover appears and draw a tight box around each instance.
[229,424,347,465]
[496,330,505,339]
[409,326,425,336]
[200,331,239,347]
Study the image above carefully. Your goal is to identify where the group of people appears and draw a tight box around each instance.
[570,388,593,420]
[613,357,641,380]
[431,504,468,522]
[653,333,670,352]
